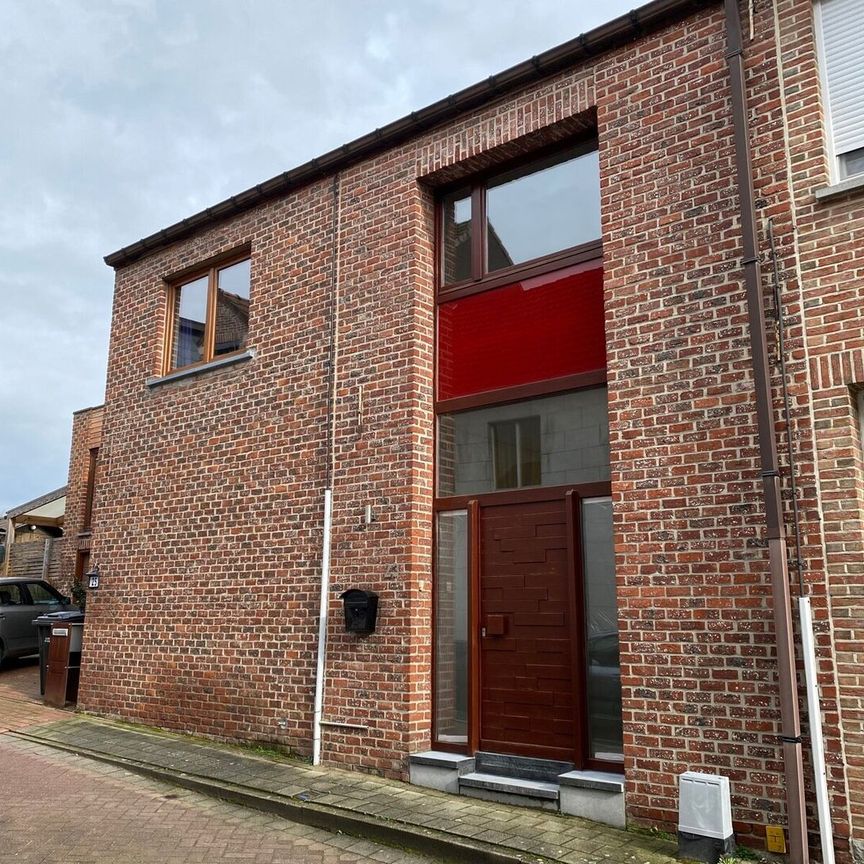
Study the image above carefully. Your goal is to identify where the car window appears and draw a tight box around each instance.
[25,582,64,606]
[0,584,25,605]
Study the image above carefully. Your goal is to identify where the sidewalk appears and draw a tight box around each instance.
[14,716,679,864]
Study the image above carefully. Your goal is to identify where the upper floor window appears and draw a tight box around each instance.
[816,0,864,182]
[81,447,98,532]
[166,255,251,372]
[440,142,600,287]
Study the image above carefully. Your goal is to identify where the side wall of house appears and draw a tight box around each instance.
[79,1,852,856]
[60,406,104,597]
[777,0,864,857]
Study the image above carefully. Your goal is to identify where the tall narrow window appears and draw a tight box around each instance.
[173,276,208,368]
[82,448,98,532]
[434,510,469,744]
[582,496,623,763]
[166,254,251,372]
[214,259,252,356]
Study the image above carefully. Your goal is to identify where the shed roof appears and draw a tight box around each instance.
[4,486,68,520]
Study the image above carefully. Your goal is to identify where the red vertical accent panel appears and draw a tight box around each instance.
[437,264,606,400]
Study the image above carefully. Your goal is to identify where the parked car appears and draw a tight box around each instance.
[0,578,78,664]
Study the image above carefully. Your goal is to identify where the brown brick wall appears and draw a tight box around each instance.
[60,406,104,597]
[76,1,860,859]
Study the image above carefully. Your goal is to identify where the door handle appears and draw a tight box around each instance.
[481,627,486,637]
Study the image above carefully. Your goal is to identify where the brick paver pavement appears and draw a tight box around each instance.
[0,735,437,864]
[0,658,68,731]
[19,716,680,864]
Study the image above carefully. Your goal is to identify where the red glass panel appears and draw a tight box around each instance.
[438,264,606,400]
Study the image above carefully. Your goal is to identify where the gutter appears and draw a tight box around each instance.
[104,0,712,269]
[723,1,809,861]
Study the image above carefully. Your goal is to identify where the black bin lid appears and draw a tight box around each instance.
[32,610,85,626]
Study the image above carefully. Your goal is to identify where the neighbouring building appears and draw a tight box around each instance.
[60,405,104,600]
[2,486,66,587]
[67,0,864,860]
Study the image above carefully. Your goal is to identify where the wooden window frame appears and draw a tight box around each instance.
[162,247,251,376]
[437,137,602,301]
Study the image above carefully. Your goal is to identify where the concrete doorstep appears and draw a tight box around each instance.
[10,718,678,864]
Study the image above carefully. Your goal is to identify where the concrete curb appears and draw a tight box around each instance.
[8,730,554,864]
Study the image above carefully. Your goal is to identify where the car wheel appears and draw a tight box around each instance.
[0,641,5,668]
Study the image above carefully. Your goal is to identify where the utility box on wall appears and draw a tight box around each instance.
[678,772,735,864]
[340,589,379,634]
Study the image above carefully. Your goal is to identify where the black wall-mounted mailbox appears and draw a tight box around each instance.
[340,589,379,635]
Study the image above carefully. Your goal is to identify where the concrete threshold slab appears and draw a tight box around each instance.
[460,772,560,800]
[8,729,551,864]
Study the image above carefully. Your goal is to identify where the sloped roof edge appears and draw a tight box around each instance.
[104,0,712,269]
[4,486,68,519]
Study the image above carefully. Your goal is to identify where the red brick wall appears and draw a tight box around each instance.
[77,1,859,858]
[774,0,864,858]
[594,3,842,854]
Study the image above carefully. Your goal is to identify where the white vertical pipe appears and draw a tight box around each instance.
[313,173,342,767]
[312,487,333,766]
[799,596,835,864]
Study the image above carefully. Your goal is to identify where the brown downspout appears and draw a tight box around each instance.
[723,1,809,862]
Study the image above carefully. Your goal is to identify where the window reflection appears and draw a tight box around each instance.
[441,189,472,284]
[486,148,601,271]
[438,388,609,497]
[173,276,208,368]
[215,259,251,356]
[491,417,540,489]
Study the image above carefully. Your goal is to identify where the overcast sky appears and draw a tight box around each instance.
[0,0,636,516]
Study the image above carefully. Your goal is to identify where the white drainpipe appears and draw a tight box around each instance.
[313,173,342,766]
[313,487,333,766]
[799,597,835,864]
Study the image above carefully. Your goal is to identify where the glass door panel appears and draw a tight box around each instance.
[434,510,469,744]
[582,496,623,762]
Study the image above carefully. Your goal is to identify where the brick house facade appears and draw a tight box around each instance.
[69,0,864,860]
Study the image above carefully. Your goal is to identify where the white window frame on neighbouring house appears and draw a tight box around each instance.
[814,0,864,184]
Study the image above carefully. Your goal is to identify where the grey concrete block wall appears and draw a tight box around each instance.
[441,387,610,496]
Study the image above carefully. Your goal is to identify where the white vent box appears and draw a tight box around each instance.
[678,772,735,863]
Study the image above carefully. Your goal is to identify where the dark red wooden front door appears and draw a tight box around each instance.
[478,496,577,761]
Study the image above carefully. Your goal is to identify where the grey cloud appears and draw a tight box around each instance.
[0,0,634,513]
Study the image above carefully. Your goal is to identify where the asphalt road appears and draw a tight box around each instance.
[0,661,436,864]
